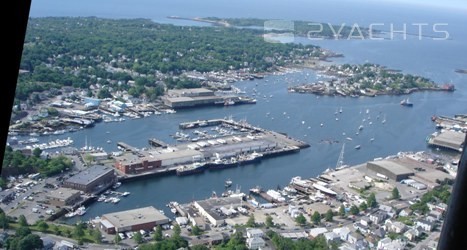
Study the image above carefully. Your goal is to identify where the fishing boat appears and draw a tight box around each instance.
[400,98,413,107]
[176,162,207,176]
[225,179,233,188]
[355,145,361,150]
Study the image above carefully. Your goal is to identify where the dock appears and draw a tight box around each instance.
[116,142,138,152]
[148,138,168,148]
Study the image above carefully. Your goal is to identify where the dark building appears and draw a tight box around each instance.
[63,165,116,193]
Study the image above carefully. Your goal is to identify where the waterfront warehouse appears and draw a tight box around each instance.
[427,130,465,152]
[366,160,414,181]
[46,187,81,207]
[63,165,116,193]
[100,206,169,234]
[194,196,244,226]
[114,149,204,174]
[163,88,224,108]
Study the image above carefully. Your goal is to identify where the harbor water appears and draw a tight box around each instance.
[23,0,467,222]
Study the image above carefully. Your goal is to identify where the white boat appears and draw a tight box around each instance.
[355,145,361,150]
[346,137,353,141]
[111,197,120,203]
[76,206,86,216]
[112,182,122,189]
[122,191,130,197]
[225,179,233,187]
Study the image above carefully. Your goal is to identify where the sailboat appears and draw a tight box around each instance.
[400,98,413,107]
[382,114,386,124]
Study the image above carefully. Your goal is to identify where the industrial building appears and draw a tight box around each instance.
[194,196,244,226]
[46,187,81,207]
[427,130,465,152]
[63,165,116,193]
[100,206,170,234]
[163,88,225,108]
[366,160,414,181]
[114,149,204,175]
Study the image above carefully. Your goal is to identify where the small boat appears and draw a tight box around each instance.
[358,125,364,131]
[339,107,343,113]
[225,179,233,188]
[122,192,130,197]
[355,145,361,150]
[400,98,413,107]
[112,182,122,189]
[346,137,353,141]
[370,138,375,142]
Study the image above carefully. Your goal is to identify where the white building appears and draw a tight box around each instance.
[246,237,265,250]
[246,228,264,239]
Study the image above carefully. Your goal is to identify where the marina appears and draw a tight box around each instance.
[113,118,309,181]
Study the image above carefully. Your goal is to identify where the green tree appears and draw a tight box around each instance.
[339,205,346,217]
[226,231,246,249]
[295,213,307,226]
[191,245,210,250]
[154,225,163,241]
[16,226,32,238]
[172,224,181,238]
[97,88,112,99]
[349,205,360,215]
[73,223,85,240]
[367,193,377,208]
[32,148,42,158]
[246,214,256,228]
[325,209,334,222]
[0,212,9,230]
[18,215,28,227]
[392,187,401,200]
[359,202,368,211]
[134,231,143,244]
[114,234,121,245]
[36,220,49,233]
[91,229,102,243]
[265,214,274,228]
[312,211,321,225]
[18,234,43,250]
[191,225,202,236]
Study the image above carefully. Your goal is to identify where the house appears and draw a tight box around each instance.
[370,211,387,225]
[385,220,407,234]
[246,237,265,250]
[347,232,364,244]
[41,237,56,250]
[309,227,328,238]
[377,237,407,250]
[378,205,396,217]
[334,227,351,241]
[404,228,421,241]
[371,227,386,239]
[246,228,264,239]
[324,232,340,243]
[429,210,443,220]
[398,208,412,217]
[360,216,371,226]
[416,220,434,232]
[353,222,369,234]
[425,216,437,224]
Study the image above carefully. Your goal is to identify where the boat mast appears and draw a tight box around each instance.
[335,143,345,169]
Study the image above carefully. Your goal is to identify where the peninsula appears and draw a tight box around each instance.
[288,63,455,97]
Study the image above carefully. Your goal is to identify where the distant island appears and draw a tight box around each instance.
[169,16,376,39]
[289,63,455,97]
[455,69,467,74]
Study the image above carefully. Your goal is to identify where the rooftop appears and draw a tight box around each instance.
[47,187,79,200]
[103,206,169,229]
[430,130,465,150]
[65,165,113,185]
[367,160,414,176]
